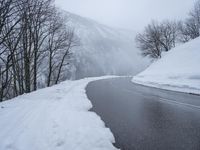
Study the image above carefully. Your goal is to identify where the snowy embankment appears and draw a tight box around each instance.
[132,37,200,95]
[0,76,118,150]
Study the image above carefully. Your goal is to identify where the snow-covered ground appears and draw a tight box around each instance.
[132,37,200,95]
[0,76,118,150]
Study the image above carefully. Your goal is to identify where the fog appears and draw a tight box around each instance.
[55,0,196,78]
[64,12,150,79]
[55,0,195,31]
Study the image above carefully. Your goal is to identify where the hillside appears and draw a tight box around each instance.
[65,12,149,79]
[132,37,200,94]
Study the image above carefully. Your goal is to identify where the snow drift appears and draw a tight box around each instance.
[0,76,118,150]
[132,37,200,94]
[65,12,149,79]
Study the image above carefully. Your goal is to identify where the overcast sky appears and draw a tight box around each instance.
[55,0,196,31]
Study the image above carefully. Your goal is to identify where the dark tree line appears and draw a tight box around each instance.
[0,0,78,101]
[136,0,200,59]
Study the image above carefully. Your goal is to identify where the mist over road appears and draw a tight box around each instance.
[86,77,200,150]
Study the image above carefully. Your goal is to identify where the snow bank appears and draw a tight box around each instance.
[0,76,118,150]
[132,37,200,95]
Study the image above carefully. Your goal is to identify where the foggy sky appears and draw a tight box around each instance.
[55,0,195,31]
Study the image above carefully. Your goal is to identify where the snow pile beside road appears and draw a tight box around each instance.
[132,37,200,95]
[0,76,118,150]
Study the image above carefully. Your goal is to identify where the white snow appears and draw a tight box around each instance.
[132,37,200,95]
[0,76,118,150]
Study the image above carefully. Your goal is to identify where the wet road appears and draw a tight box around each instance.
[86,77,200,150]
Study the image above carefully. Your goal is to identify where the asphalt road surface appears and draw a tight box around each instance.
[86,77,200,150]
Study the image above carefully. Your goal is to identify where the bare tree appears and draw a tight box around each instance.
[29,0,53,91]
[45,12,78,86]
[159,21,178,51]
[179,0,200,42]
[0,0,79,101]
[136,22,162,59]
[136,21,179,59]
[0,0,22,101]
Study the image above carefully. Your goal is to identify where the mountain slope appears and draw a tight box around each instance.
[65,12,149,79]
[132,37,200,94]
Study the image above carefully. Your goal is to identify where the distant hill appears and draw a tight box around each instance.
[65,12,149,79]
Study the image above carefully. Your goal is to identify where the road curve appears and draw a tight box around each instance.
[86,77,200,150]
